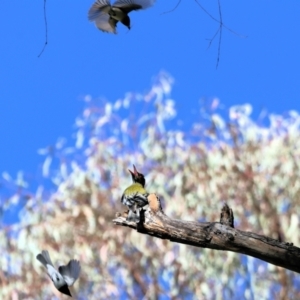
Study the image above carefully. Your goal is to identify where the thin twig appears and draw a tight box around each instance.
[216,0,223,68]
[38,0,48,58]
[194,0,247,38]
[162,0,247,69]
[206,28,220,49]
[160,0,182,15]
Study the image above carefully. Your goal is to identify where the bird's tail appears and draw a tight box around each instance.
[36,250,54,267]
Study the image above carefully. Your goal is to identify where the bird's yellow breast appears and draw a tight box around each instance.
[124,183,147,195]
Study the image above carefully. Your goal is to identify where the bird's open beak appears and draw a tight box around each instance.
[133,165,138,176]
[128,164,138,176]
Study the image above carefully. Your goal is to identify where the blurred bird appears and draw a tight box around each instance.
[36,250,81,297]
[121,164,149,222]
[88,0,155,34]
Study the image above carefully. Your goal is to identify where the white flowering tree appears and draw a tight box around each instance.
[1,72,300,299]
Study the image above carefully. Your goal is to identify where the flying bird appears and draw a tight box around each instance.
[121,164,149,222]
[36,250,81,297]
[88,0,155,34]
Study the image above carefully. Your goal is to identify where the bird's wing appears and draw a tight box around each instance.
[58,259,81,286]
[108,17,119,32]
[88,0,117,33]
[113,0,155,12]
[134,193,149,207]
[88,0,111,21]
[93,14,117,33]
[122,193,148,208]
[36,250,54,268]
[121,192,126,204]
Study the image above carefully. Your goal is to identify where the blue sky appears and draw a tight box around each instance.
[1,1,300,197]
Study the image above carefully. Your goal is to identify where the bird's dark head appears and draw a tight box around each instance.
[120,15,131,29]
[129,165,145,186]
[58,284,72,297]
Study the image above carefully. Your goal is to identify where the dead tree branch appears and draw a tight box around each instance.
[113,194,300,274]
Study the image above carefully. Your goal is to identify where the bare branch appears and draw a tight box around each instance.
[216,0,222,69]
[160,0,182,15]
[38,0,48,58]
[194,0,246,38]
[195,0,247,68]
[114,194,300,274]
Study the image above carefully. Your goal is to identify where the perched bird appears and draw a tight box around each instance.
[36,250,81,297]
[121,164,149,222]
[88,0,155,34]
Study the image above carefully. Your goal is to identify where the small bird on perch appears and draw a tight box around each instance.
[88,0,156,34]
[36,250,81,297]
[121,164,149,222]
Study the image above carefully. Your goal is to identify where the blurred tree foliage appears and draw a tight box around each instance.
[1,72,300,299]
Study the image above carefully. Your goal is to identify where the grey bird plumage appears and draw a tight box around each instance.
[88,0,155,34]
[36,250,81,297]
